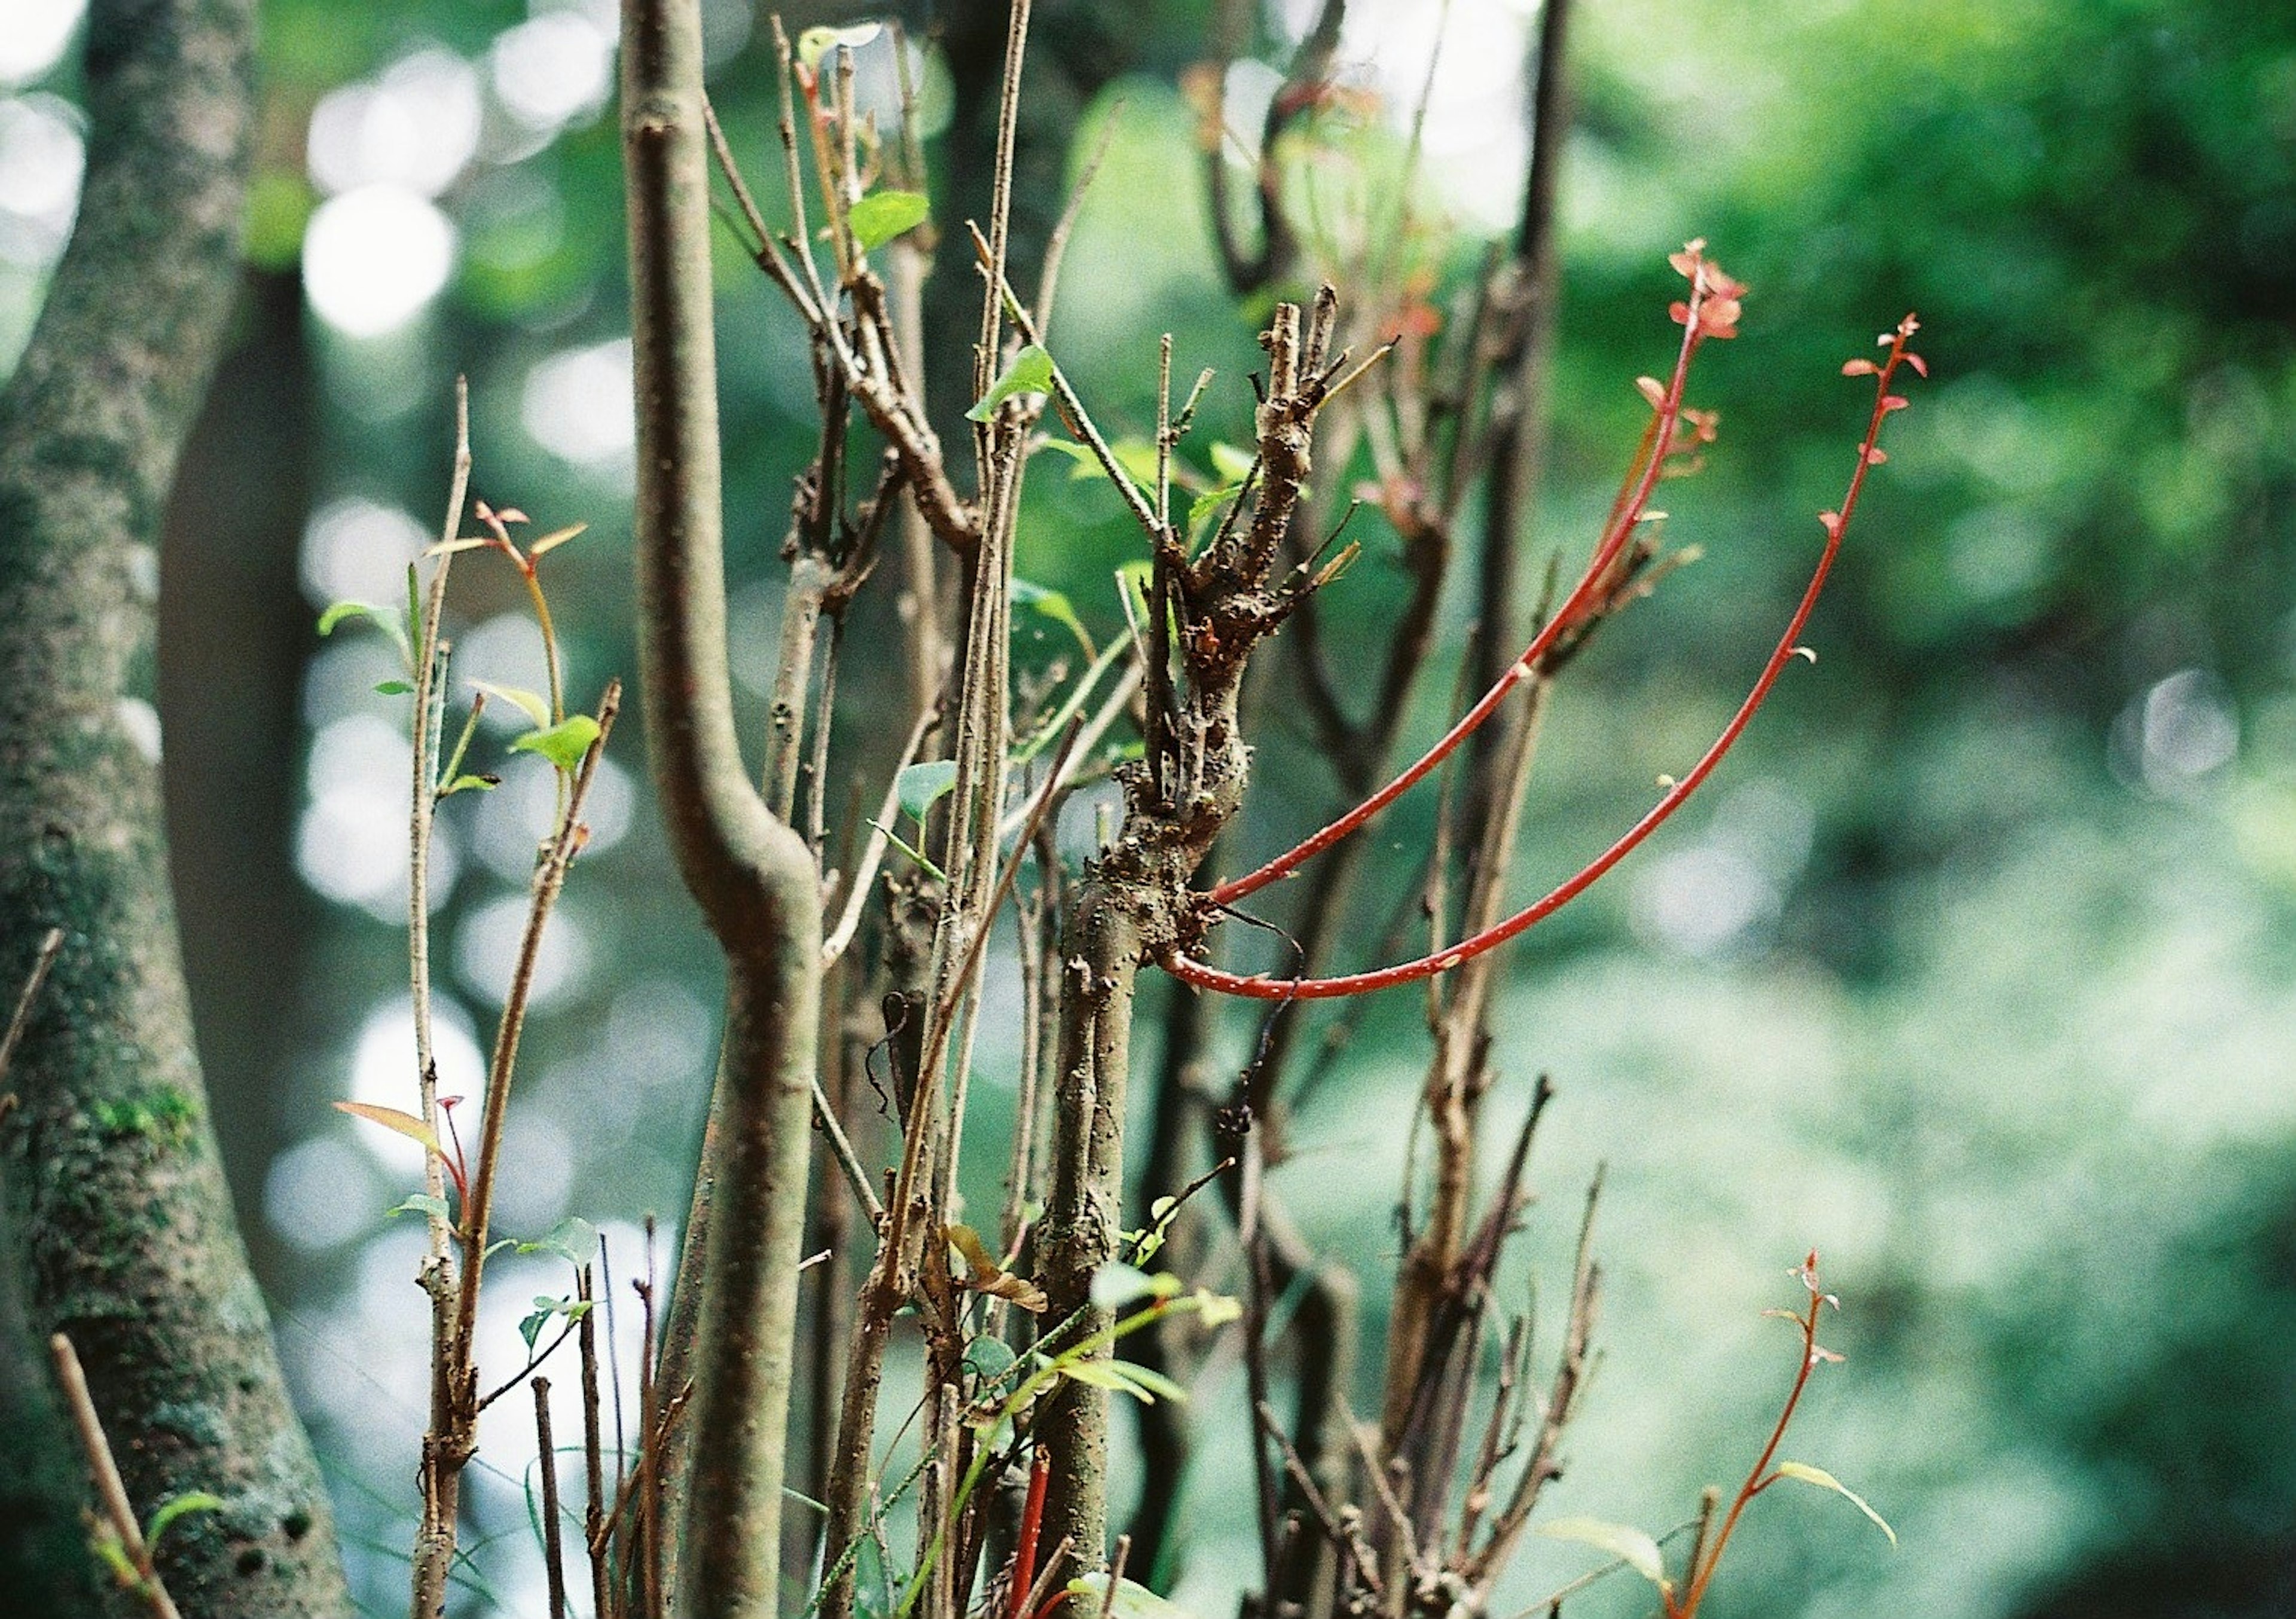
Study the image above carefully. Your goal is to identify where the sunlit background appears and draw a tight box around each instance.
[8,0,2296,1614]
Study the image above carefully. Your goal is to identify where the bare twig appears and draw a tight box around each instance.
[0,925,62,1090]
[51,1333,183,1619]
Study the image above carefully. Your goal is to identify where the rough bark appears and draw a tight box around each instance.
[0,4,350,1618]
[625,1,826,1614]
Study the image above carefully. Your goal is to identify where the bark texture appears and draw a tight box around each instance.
[0,3,349,1618]
[625,0,826,1612]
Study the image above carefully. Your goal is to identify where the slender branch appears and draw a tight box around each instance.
[51,1333,183,1619]
[1173,306,1921,1000]
[625,4,827,1614]
[0,925,62,1090]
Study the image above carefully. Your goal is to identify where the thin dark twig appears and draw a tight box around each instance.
[0,924,62,1090]
[534,1377,569,1619]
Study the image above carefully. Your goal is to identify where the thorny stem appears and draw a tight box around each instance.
[1173,306,1923,1000]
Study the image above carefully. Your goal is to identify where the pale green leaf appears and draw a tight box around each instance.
[1110,1360,1187,1403]
[967,344,1055,422]
[796,22,881,70]
[145,1492,225,1550]
[388,1193,452,1221]
[510,714,602,772]
[1534,1517,1668,1586]
[516,1215,599,1269]
[1090,1260,1181,1312]
[470,680,551,729]
[896,760,958,821]
[1774,1461,1897,1546]
[1067,1572,1198,1619]
[849,189,930,250]
[317,600,413,667]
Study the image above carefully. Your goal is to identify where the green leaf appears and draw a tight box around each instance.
[967,344,1055,422]
[796,21,881,70]
[1774,1461,1897,1547]
[1066,1573,1197,1619]
[1058,1358,1158,1400]
[1109,1360,1187,1403]
[441,772,500,795]
[896,760,958,822]
[1035,438,1113,482]
[388,1193,451,1221]
[516,1215,600,1269]
[318,599,413,667]
[334,1101,441,1155]
[511,714,602,772]
[1187,485,1242,535]
[518,1294,588,1352]
[1534,1517,1668,1587]
[374,679,414,696]
[1090,1260,1181,1312]
[145,1492,225,1550]
[961,1336,1018,1382]
[470,680,552,729]
[1012,579,1089,648]
[850,190,930,250]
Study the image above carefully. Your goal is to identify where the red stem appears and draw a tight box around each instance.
[1010,1443,1051,1619]
[1208,263,1721,909]
[1173,318,1919,1001]
[1672,1263,1831,1618]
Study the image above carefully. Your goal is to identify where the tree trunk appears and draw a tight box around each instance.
[0,4,349,1617]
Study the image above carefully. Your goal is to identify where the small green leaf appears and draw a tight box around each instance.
[1012,579,1088,648]
[388,1193,451,1221]
[441,772,500,795]
[1066,1573,1197,1619]
[334,1101,441,1155]
[374,679,414,696]
[1774,1461,1897,1547]
[1060,1358,1150,1397]
[961,1337,1018,1382]
[89,1524,138,1586]
[850,189,930,250]
[967,344,1055,422]
[1535,1517,1668,1586]
[1090,1260,1181,1312]
[1109,1360,1187,1403]
[511,714,602,772]
[796,21,881,69]
[319,600,413,667]
[519,1305,552,1352]
[517,1215,599,1270]
[896,760,958,822]
[470,680,552,728]
[1187,485,1242,535]
[145,1491,225,1550]
[1035,438,1112,481]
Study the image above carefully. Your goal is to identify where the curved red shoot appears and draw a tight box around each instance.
[1170,314,1922,1002]
[1209,242,1742,911]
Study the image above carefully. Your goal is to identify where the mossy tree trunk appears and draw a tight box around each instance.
[0,3,350,1617]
